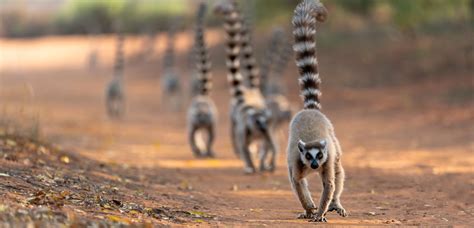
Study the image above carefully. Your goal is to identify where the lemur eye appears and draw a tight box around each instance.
[305,153,312,160]
[317,152,323,159]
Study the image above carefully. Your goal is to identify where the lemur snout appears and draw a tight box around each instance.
[311,160,319,169]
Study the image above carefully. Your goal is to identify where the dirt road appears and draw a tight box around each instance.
[0,33,473,226]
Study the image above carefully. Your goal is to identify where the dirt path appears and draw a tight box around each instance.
[0,34,473,226]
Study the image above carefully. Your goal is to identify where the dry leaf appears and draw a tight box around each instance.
[107,215,131,224]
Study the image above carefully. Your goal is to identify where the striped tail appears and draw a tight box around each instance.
[194,3,212,96]
[273,33,292,79]
[240,16,260,89]
[113,32,125,78]
[292,0,328,110]
[214,0,244,103]
[260,27,284,95]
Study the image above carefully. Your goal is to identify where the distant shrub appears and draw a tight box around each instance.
[53,0,188,34]
[0,0,470,37]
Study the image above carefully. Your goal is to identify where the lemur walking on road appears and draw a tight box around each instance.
[105,32,125,118]
[287,0,347,222]
[187,2,218,158]
[214,0,277,174]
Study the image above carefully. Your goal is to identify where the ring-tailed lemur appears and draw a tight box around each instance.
[105,32,125,118]
[161,24,182,110]
[187,2,218,158]
[287,0,347,222]
[214,0,277,174]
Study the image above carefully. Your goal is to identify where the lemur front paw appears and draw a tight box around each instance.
[297,209,316,219]
[328,203,347,217]
[310,215,327,223]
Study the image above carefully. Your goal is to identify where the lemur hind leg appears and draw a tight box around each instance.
[238,129,256,174]
[205,125,215,158]
[259,134,277,172]
[230,118,241,159]
[189,126,203,158]
[259,143,269,172]
[266,133,277,172]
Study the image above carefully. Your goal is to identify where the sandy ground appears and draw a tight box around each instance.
[0,30,473,226]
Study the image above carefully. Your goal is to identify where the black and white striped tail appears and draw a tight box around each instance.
[214,0,244,103]
[240,16,260,89]
[293,0,328,110]
[260,27,284,95]
[113,32,125,77]
[194,3,212,96]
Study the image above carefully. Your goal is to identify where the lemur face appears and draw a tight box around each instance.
[298,139,328,169]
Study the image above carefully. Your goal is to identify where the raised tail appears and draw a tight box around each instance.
[214,0,245,103]
[113,32,125,78]
[292,0,328,110]
[260,27,284,95]
[194,3,212,96]
[163,25,176,72]
[240,16,260,89]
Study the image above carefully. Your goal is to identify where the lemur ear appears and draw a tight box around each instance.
[319,139,327,148]
[298,140,305,153]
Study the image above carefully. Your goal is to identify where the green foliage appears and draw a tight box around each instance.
[0,0,471,37]
[53,0,187,34]
[252,0,295,27]
[387,0,470,32]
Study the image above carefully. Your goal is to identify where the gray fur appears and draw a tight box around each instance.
[187,2,218,158]
[187,96,217,158]
[106,33,125,118]
[215,0,277,173]
[287,0,346,223]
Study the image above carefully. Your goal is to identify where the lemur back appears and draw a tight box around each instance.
[215,0,277,174]
[187,2,218,158]
[287,0,347,223]
[106,32,125,118]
